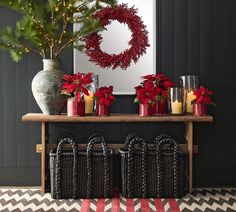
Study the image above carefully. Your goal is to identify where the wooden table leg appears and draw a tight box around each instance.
[41,122,49,193]
[185,122,193,193]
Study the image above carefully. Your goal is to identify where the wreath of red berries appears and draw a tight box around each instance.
[83,4,150,70]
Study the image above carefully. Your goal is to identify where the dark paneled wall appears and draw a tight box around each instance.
[0,0,236,186]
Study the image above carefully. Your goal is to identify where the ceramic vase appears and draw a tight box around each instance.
[31,59,66,115]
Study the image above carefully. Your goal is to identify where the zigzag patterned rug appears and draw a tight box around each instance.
[0,188,236,212]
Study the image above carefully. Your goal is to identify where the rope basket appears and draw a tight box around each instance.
[119,133,187,198]
[50,133,114,199]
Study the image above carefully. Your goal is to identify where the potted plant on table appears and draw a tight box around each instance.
[0,0,116,115]
[134,80,156,117]
[61,72,93,116]
[94,86,115,116]
[192,85,215,116]
[142,74,174,114]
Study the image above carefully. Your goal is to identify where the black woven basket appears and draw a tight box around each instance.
[50,134,114,199]
[119,133,187,198]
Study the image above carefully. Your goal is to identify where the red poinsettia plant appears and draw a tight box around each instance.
[94,86,115,107]
[134,80,156,105]
[193,85,215,106]
[61,72,93,101]
[142,74,174,100]
[134,73,174,105]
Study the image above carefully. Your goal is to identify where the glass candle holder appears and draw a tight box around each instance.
[180,75,199,113]
[169,87,183,115]
[84,74,99,114]
[67,97,85,116]
[96,103,110,116]
[139,104,153,117]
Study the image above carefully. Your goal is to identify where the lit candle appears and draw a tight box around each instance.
[84,91,94,114]
[186,91,196,113]
[180,75,199,113]
[171,100,183,114]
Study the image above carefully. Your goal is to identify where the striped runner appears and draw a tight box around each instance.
[1,188,236,211]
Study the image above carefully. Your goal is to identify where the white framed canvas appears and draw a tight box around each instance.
[74,0,156,94]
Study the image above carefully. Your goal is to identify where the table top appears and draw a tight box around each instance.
[22,113,213,123]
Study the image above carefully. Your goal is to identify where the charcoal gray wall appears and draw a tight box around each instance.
[0,0,236,186]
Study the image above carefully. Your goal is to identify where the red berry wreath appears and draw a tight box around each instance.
[83,4,150,70]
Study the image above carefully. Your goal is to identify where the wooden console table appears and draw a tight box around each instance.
[22,113,213,193]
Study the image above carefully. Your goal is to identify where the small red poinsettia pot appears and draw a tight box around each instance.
[94,86,115,116]
[67,98,85,116]
[193,85,215,116]
[61,72,93,116]
[142,73,174,114]
[134,81,156,117]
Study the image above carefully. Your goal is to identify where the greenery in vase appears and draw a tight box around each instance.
[0,0,116,62]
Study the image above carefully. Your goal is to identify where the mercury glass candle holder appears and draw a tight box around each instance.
[84,74,99,114]
[169,87,183,115]
[180,75,199,114]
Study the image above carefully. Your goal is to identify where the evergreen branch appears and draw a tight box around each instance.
[55,24,103,57]
[56,14,69,53]
[76,0,94,11]
[0,0,117,61]
[0,40,45,58]
[21,43,45,58]
[54,37,77,58]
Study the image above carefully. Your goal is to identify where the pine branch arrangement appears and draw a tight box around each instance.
[0,0,116,62]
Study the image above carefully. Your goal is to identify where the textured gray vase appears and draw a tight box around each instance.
[31,59,66,115]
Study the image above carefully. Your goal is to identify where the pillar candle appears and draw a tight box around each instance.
[171,100,183,114]
[186,91,196,113]
[84,91,94,114]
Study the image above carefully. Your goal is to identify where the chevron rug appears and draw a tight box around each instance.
[0,188,236,212]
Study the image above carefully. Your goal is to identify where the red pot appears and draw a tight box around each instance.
[96,104,110,116]
[67,98,85,116]
[152,99,166,114]
[139,104,153,117]
[193,103,207,116]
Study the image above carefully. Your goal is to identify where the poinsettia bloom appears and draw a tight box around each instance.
[134,83,156,105]
[135,85,143,93]
[61,72,93,100]
[142,74,156,82]
[194,85,214,105]
[142,73,174,98]
[94,86,115,107]
[62,74,74,83]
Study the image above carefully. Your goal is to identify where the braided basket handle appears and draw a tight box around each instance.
[87,134,108,156]
[155,136,179,198]
[87,133,103,144]
[127,136,148,198]
[124,132,137,148]
[156,137,179,152]
[86,134,110,198]
[55,136,78,199]
[56,133,77,144]
[128,136,147,153]
[154,133,171,146]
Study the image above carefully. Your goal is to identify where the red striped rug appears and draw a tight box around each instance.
[1,188,236,211]
[84,189,180,212]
